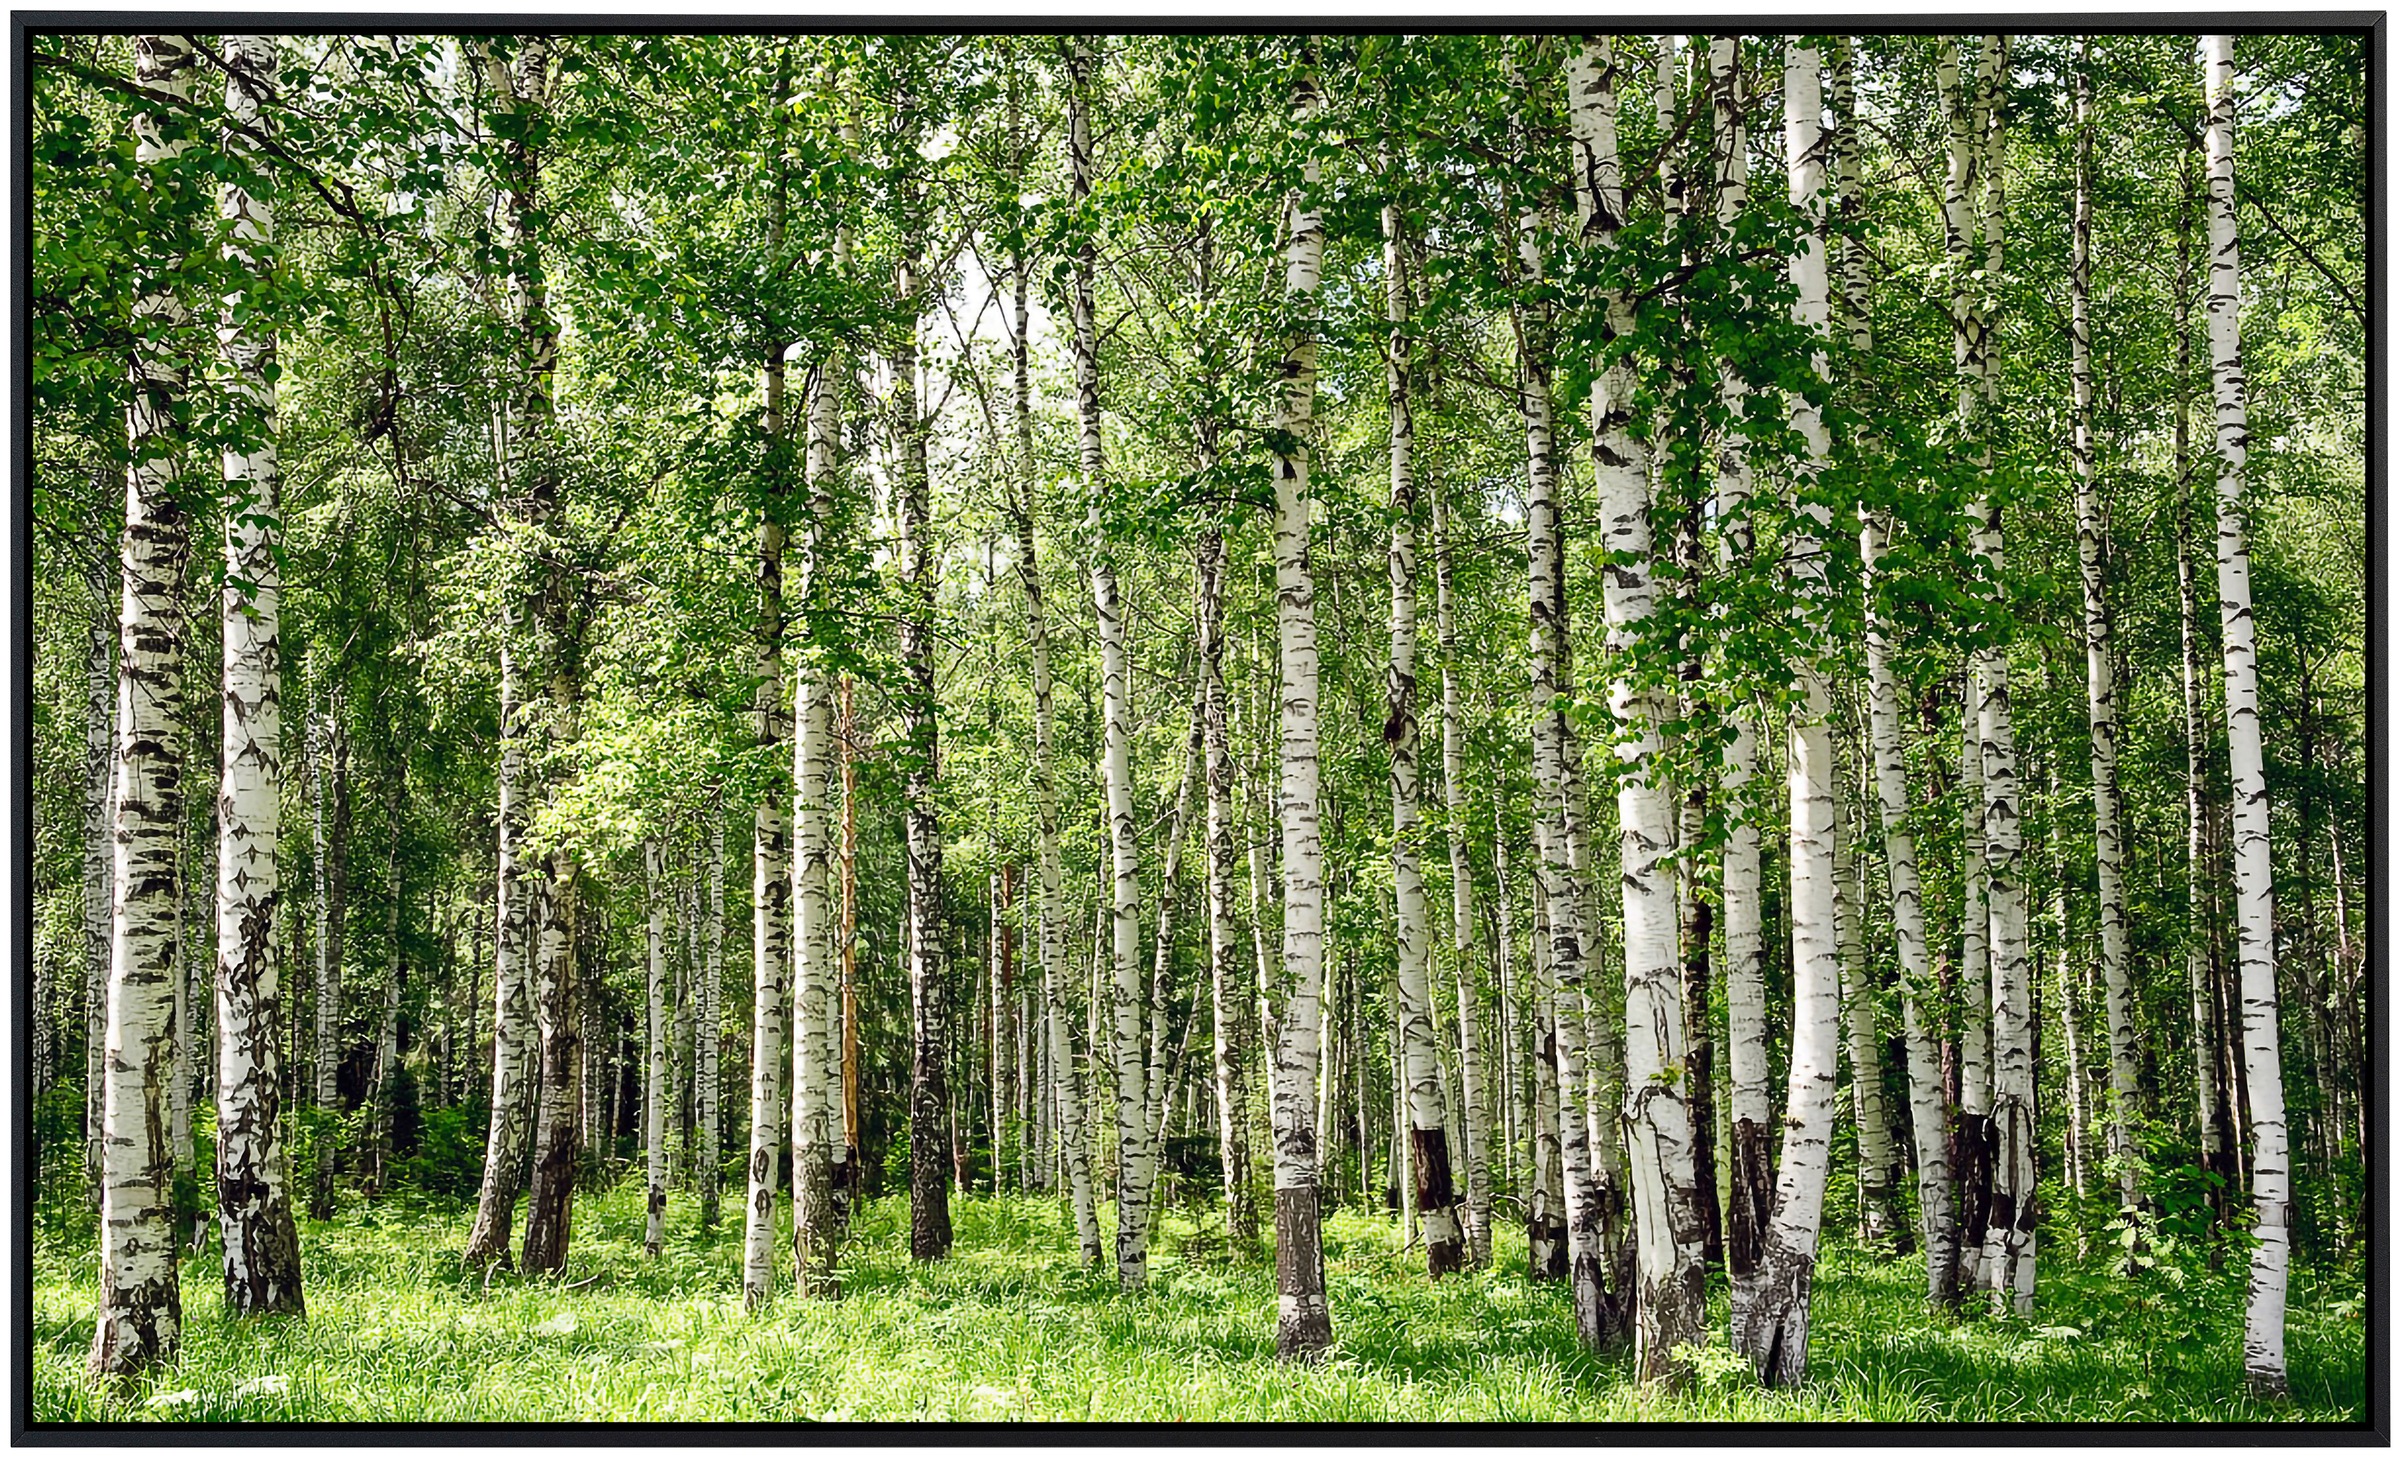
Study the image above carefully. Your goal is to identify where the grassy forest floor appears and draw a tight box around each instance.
[31,1175,2365,1424]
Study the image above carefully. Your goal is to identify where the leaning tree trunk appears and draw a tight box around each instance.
[2070,44,2142,1223]
[1733,40,1843,1389]
[1064,38,1154,1292]
[1837,33,1955,1307]
[2202,32,2290,1399]
[1010,213,1101,1268]
[1433,488,1492,1269]
[211,29,303,1320]
[91,31,198,1386]
[643,839,668,1256]
[1381,177,1463,1280]
[1266,43,1333,1365]
[1565,32,1706,1383]
[740,45,797,1307]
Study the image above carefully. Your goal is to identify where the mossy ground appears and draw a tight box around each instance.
[31,1177,2364,1424]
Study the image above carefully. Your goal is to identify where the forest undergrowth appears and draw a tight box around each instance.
[31,1175,2363,1424]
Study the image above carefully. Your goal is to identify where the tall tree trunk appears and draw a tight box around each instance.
[1063,38,1154,1292]
[366,791,403,1197]
[1838,33,1954,1305]
[1526,874,1567,1279]
[1381,175,1463,1281]
[1704,34,1773,1329]
[790,53,848,1295]
[1733,40,1842,1387]
[462,34,549,1275]
[84,589,117,1202]
[2173,156,2230,1220]
[741,44,797,1308]
[1565,32,1706,1382]
[307,693,349,1220]
[211,30,302,1318]
[1958,34,2036,1318]
[1433,489,1492,1270]
[2069,43,2142,1222]
[1266,42,1332,1364]
[1009,215,1101,1269]
[2202,33,2290,1399]
[702,813,726,1227]
[891,73,953,1262]
[643,840,669,1256]
[1201,516,1256,1246]
[91,32,198,1384]
[1836,785,1904,1247]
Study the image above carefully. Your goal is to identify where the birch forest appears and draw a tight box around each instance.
[27,25,2369,1425]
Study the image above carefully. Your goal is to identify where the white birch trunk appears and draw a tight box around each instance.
[211,30,303,1318]
[644,839,668,1256]
[84,597,116,1200]
[1266,47,1332,1363]
[1381,181,1463,1279]
[2203,33,2289,1398]
[2069,46,2142,1219]
[701,815,725,1228]
[92,33,197,1383]
[1433,490,1492,1269]
[1835,792,1902,1247]
[1733,42,1842,1387]
[1200,524,1256,1246]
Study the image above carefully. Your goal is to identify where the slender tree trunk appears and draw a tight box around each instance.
[1433,491,1492,1269]
[701,813,726,1227]
[84,591,117,1202]
[2069,45,2142,1222]
[890,80,953,1262]
[1380,178,1463,1281]
[211,30,302,1318]
[1732,41,1842,1387]
[1063,39,1154,1291]
[1201,523,1256,1247]
[1836,787,1904,1247]
[1266,44,1332,1363]
[307,695,349,1220]
[1527,874,1567,1280]
[740,46,797,1308]
[1837,33,1953,1305]
[1009,221,1101,1269]
[91,33,199,1385]
[642,840,668,1256]
[462,34,549,1275]
[366,792,403,1197]
[2202,33,2290,1398]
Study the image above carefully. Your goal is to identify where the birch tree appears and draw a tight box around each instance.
[211,28,303,1319]
[643,839,668,1256]
[2203,31,2290,1400]
[1433,487,1491,1269]
[91,32,198,1384]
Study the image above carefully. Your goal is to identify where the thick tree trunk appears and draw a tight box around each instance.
[1733,42,1842,1388]
[644,840,669,1256]
[2202,33,2290,1399]
[1566,36,1700,1372]
[790,62,847,1292]
[1432,490,1492,1269]
[1381,183,1463,1280]
[91,32,197,1385]
[211,30,303,1319]
[2069,47,2142,1221]
[1266,45,1333,1364]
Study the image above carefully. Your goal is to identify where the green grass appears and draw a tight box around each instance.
[31,1179,2363,1423]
